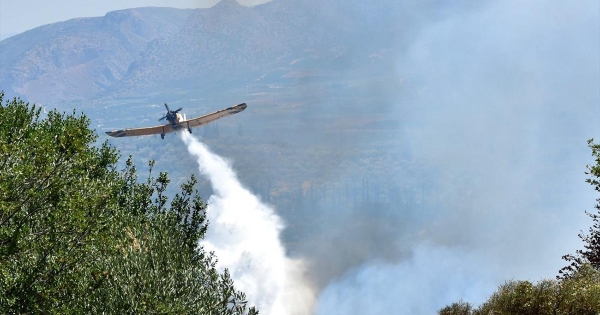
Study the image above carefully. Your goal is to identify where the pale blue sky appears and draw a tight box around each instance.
[0,0,271,39]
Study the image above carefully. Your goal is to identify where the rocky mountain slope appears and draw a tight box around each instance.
[0,0,422,104]
[0,7,193,103]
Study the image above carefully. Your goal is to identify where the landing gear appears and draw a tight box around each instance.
[160,133,165,139]
[187,122,192,134]
[188,127,192,134]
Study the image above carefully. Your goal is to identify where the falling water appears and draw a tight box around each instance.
[180,132,315,315]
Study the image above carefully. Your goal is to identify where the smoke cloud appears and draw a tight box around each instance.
[316,244,498,315]
[180,132,315,315]
[176,1,598,314]
[312,0,599,314]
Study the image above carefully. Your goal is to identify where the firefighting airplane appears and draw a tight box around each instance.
[105,102,247,139]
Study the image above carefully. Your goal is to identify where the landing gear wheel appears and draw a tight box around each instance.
[160,133,165,139]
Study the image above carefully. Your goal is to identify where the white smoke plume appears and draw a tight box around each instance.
[180,132,315,315]
[313,0,598,313]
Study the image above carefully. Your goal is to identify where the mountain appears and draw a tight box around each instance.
[109,0,341,96]
[0,7,193,103]
[0,0,415,104]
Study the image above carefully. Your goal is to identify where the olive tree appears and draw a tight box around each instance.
[0,92,257,314]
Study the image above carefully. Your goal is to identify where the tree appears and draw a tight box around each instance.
[0,92,257,314]
[472,266,599,315]
[438,300,472,315]
[559,139,600,279]
[438,266,600,315]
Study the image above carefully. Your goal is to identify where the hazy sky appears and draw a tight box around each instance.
[0,0,271,38]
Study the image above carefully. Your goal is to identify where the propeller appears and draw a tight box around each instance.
[158,103,183,122]
[159,103,170,121]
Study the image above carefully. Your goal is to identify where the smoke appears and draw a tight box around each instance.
[316,244,499,315]
[312,0,599,313]
[396,0,599,268]
[178,1,597,313]
[180,131,315,315]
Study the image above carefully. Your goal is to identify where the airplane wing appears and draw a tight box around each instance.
[105,124,174,137]
[186,103,247,129]
[105,103,247,138]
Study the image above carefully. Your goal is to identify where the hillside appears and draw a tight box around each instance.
[0,7,193,103]
[109,0,344,97]
[1,0,459,105]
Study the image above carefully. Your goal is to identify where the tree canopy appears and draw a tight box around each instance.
[0,92,257,314]
[440,265,600,315]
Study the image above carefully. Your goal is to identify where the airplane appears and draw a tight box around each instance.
[105,102,247,139]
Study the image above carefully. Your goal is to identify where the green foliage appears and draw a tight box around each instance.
[0,92,257,314]
[474,266,600,315]
[439,266,600,315]
[438,300,472,315]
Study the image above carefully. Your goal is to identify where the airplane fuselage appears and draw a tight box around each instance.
[167,112,184,126]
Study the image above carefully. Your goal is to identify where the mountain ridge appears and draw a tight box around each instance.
[0,0,472,104]
[0,0,409,104]
[0,7,195,102]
